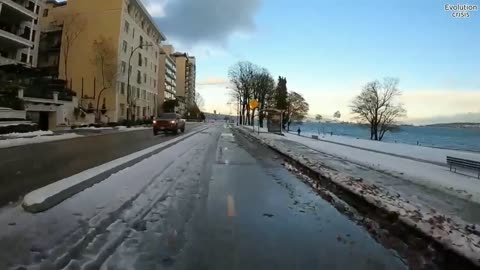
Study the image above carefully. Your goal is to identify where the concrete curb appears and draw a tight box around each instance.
[235,126,480,268]
[22,126,209,213]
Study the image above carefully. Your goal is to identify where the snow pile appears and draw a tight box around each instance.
[299,131,480,164]
[0,133,82,149]
[1,130,54,138]
[238,126,480,266]
[0,121,35,127]
[116,126,151,132]
[74,127,114,131]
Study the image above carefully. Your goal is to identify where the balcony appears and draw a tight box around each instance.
[0,28,33,48]
[0,0,37,20]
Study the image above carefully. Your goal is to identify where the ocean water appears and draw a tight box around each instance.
[288,122,480,152]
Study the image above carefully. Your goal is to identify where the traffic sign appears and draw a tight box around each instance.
[249,99,259,110]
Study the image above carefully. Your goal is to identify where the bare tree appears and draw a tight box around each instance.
[54,13,85,83]
[91,36,117,121]
[351,78,406,141]
[195,92,205,110]
[250,68,275,127]
[228,61,258,125]
[286,91,309,130]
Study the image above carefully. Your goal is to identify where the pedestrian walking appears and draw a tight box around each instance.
[297,127,301,136]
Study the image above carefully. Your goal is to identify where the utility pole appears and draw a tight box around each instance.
[127,42,153,121]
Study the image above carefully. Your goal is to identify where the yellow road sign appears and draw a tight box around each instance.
[249,99,259,110]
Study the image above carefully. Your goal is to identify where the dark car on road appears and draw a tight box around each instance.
[153,113,186,135]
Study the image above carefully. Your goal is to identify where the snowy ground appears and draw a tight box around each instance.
[0,130,54,138]
[245,126,480,203]
[0,133,83,149]
[238,126,480,266]
[0,127,218,269]
[299,130,480,164]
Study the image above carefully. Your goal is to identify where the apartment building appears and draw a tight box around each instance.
[173,52,196,108]
[40,0,166,122]
[0,0,43,67]
[157,44,178,112]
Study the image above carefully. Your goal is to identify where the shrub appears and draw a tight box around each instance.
[0,124,38,135]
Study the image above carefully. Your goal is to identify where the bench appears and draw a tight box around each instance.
[446,156,480,179]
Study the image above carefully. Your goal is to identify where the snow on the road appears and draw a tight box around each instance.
[300,131,480,164]
[1,130,54,137]
[0,133,83,149]
[237,127,480,266]
[0,126,215,269]
[0,121,35,127]
[23,126,207,210]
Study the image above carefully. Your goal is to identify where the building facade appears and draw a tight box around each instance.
[157,44,177,113]
[173,52,196,109]
[40,0,166,123]
[0,0,43,67]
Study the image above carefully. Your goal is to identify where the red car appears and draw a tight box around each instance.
[153,113,185,135]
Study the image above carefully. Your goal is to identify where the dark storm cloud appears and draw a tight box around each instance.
[154,0,260,44]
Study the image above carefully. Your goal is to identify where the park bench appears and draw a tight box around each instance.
[446,156,480,179]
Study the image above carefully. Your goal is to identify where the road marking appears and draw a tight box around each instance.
[227,194,236,217]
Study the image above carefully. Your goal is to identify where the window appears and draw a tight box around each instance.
[29,55,33,64]
[35,5,40,14]
[154,80,156,88]
[124,21,130,33]
[21,53,27,63]
[138,53,142,66]
[43,9,49,17]
[139,36,143,48]
[137,70,141,84]
[137,88,140,98]
[120,103,125,117]
[121,61,126,74]
[120,82,126,95]
[32,30,36,42]
[143,73,147,83]
[122,41,127,53]
[142,90,146,100]
[34,19,38,25]
[144,57,147,67]
[154,65,157,72]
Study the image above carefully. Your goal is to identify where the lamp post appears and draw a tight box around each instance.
[127,42,153,121]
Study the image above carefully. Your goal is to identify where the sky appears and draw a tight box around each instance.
[142,0,480,124]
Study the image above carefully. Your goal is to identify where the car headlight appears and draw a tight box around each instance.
[170,120,176,124]
[153,120,157,124]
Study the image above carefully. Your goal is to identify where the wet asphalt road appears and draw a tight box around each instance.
[0,123,203,206]
[0,124,407,269]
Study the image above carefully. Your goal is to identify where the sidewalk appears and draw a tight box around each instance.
[238,125,480,266]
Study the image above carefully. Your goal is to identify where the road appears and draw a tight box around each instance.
[0,123,407,269]
[0,122,204,206]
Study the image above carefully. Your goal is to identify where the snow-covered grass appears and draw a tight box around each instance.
[0,133,83,149]
[300,131,480,164]
[1,130,53,138]
[282,132,480,203]
[237,127,480,266]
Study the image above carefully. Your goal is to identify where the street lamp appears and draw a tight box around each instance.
[127,42,153,121]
